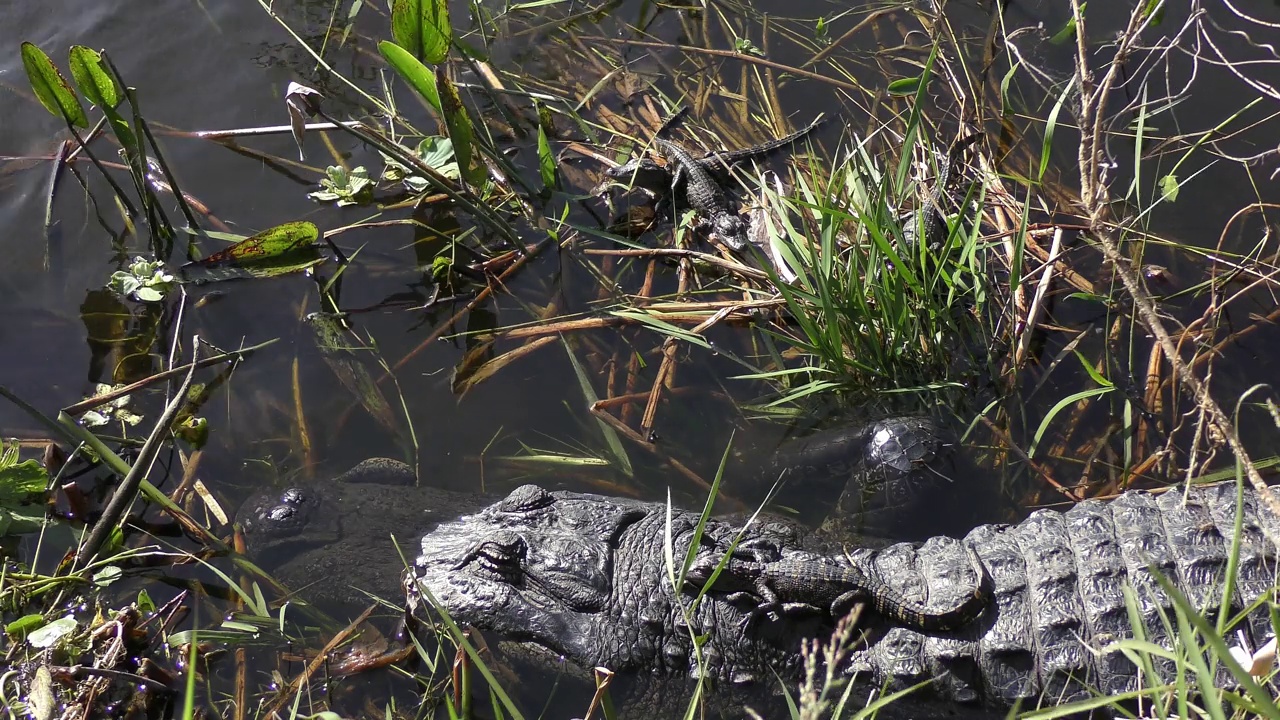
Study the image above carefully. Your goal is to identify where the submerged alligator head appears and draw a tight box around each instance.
[238,458,492,608]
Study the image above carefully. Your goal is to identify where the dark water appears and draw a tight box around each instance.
[4,0,1280,716]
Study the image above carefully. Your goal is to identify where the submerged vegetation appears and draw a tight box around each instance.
[3,0,1280,718]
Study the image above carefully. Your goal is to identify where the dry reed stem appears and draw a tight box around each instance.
[1015,227,1064,367]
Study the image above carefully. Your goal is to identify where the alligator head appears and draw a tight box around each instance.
[409,486,662,664]
[407,485,811,685]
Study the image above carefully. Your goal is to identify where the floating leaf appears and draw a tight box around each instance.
[382,137,459,191]
[93,565,123,586]
[0,459,47,504]
[309,166,373,206]
[28,616,78,649]
[108,256,176,303]
[1159,173,1179,203]
[379,40,441,113]
[21,42,88,128]
[180,221,324,283]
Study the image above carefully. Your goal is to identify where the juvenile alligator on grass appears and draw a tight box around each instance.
[901,132,983,253]
[654,137,750,250]
[685,544,991,633]
[408,479,1280,717]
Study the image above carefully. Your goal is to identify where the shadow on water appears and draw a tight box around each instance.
[3,0,1280,717]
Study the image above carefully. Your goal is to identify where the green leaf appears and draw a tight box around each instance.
[67,46,119,108]
[419,0,451,63]
[390,0,450,63]
[562,340,632,478]
[1073,350,1114,388]
[28,616,78,648]
[179,221,324,283]
[1030,385,1114,456]
[175,416,208,449]
[93,565,123,586]
[886,76,922,96]
[378,40,441,113]
[1040,75,1075,182]
[0,459,48,503]
[1159,173,1179,203]
[390,0,422,58]
[536,114,557,191]
[6,614,46,637]
[437,68,478,183]
[21,42,88,128]
[415,136,459,178]
[1050,4,1084,45]
[137,588,156,614]
[305,313,402,443]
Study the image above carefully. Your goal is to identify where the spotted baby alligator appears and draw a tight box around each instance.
[687,544,991,633]
[654,137,750,250]
[902,132,983,252]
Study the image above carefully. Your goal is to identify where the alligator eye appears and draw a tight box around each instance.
[454,531,526,580]
[498,485,554,513]
[239,486,322,538]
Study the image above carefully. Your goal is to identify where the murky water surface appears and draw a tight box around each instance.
[3,0,1280,716]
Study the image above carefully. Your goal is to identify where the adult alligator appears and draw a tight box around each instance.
[407,479,1280,717]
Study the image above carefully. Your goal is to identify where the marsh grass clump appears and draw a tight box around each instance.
[757,128,1004,406]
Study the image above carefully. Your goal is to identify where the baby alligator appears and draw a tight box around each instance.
[654,137,749,251]
[903,132,983,252]
[687,546,991,634]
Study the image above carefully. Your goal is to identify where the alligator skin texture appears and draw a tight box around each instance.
[850,481,1280,709]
